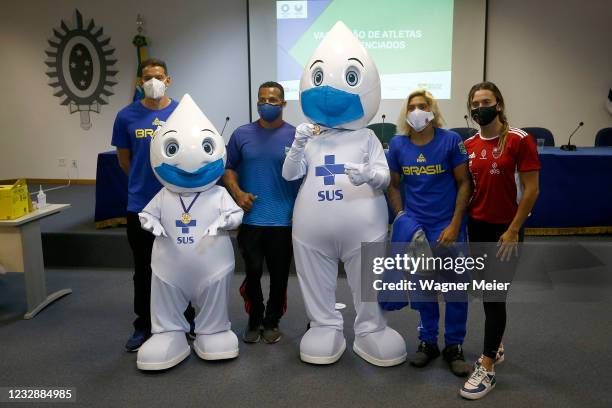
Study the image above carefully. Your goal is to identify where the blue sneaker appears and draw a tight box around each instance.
[460,364,496,400]
[125,329,150,352]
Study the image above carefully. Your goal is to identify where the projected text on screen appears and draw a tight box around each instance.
[276,0,454,100]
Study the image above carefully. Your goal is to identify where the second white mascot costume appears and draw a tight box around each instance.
[282,21,406,366]
[136,94,243,370]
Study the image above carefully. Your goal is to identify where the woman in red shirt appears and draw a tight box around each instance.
[460,82,540,400]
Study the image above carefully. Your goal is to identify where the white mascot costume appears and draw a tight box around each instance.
[136,94,243,370]
[282,21,407,366]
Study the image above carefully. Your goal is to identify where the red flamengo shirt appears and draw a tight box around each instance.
[464,127,541,224]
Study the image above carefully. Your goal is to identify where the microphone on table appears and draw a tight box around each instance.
[560,121,584,151]
[381,114,388,149]
[464,114,475,137]
[220,116,230,137]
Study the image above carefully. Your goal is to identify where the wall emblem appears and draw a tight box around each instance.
[45,9,118,130]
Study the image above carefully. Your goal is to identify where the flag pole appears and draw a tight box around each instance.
[132,14,147,101]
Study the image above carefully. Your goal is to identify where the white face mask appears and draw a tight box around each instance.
[406,108,434,132]
[143,78,166,100]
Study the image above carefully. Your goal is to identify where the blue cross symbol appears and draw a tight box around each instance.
[176,219,197,234]
[315,155,345,185]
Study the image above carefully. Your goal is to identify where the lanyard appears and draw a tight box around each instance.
[179,192,200,216]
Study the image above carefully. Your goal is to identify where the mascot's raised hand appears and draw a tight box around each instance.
[295,123,316,145]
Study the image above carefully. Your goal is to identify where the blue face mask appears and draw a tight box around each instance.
[257,103,283,122]
[300,85,364,128]
[155,158,225,189]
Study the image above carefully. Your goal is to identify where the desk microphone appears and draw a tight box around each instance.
[463,114,475,137]
[560,121,583,151]
[220,116,230,136]
[381,114,386,143]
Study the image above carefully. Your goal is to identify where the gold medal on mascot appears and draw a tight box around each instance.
[181,212,192,224]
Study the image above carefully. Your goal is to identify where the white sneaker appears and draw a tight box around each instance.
[460,364,496,400]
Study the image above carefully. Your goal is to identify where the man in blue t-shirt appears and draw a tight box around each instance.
[222,81,300,344]
[111,58,193,352]
[387,90,473,376]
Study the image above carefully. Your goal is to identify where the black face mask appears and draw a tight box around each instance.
[471,104,498,126]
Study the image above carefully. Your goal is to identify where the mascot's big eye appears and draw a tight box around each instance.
[164,140,179,157]
[345,68,360,87]
[202,138,215,155]
[312,68,324,86]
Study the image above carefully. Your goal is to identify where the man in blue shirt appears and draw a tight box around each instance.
[112,58,194,352]
[387,90,472,376]
[223,82,300,344]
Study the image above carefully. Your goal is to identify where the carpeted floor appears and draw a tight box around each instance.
[2,184,608,406]
[1,268,611,407]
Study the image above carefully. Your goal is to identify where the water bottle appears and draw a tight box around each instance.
[37,185,47,209]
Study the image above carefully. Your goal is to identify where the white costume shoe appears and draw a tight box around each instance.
[137,331,191,371]
[353,327,407,367]
[193,330,239,361]
[300,326,346,365]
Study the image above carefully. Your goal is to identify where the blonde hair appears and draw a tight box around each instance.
[396,89,445,135]
[467,81,509,151]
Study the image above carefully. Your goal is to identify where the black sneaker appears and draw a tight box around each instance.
[409,341,440,367]
[443,344,471,377]
[125,329,150,352]
[262,325,282,344]
[243,318,262,343]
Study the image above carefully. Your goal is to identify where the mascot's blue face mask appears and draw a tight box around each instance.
[154,158,225,189]
[300,85,364,128]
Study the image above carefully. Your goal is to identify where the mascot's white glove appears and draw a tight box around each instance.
[344,153,376,186]
[204,220,220,237]
[293,123,316,148]
[204,208,243,237]
[283,123,316,181]
[138,212,167,237]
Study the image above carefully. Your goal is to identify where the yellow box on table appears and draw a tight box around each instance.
[0,179,31,220]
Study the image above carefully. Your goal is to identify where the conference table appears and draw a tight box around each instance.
[524,147,612,234]
[95,151,128,228]
[95,148,612,235]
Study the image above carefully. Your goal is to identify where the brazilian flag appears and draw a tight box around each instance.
[132,33,147,101]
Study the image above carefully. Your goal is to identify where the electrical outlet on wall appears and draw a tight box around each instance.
[58,158,66,167]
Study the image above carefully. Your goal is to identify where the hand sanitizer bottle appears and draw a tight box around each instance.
[37,185,47,209]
